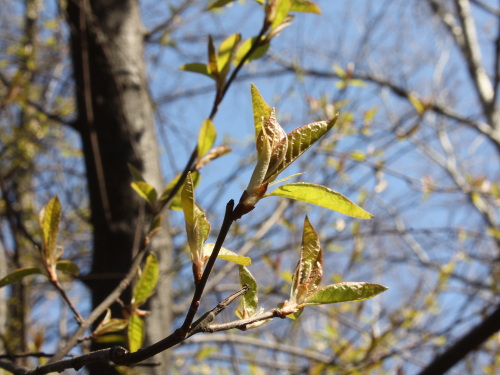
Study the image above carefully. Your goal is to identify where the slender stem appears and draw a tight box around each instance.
[51,279,84,325]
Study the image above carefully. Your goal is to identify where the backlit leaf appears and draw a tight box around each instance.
[251,84,272,139]
[265,183,373,219]
[207,0,237,10]
[202,244,251,266]
[131,181,157,207]
[128,314,144,352]
[56,260,79,276]
[302,282,388,306]
[39,196,62,267]
[132,253,159,306]
[179,63,213,79]
[0,267,43,288]
[159,171,200,209]
[234,36,270,66]
[271,0,292,30]
[93,309,128,337]
[207,35,218,76]
[198,118,216,158]
[291,0,321,13]
[217,33,241,79]
[238,266,258,317]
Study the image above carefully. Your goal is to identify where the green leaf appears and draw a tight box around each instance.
[0,267,44,288]
[56,260,80,276]
[238,266,258,317]
[207,35,218,76]
[127,163,145,182]
[271,0,293,30]
[291,0,321,13]
[159,171,200,209]
[250,84,272,139]
[302,282,388,306]
[202,244,252,266]
[133,253,159,306]
[290,216,323,305]
[207,0,237,10]
[39,196,62,267]
[268,172,304,186]
[93,309,128,337]
[131,181,158,207]
[179,63,213,79]
[128,314,144,353]
[198,118,217,158]
[264,116,337,182]
[264,183,373,219]
[234,36,270,66]
[217,33,241,79]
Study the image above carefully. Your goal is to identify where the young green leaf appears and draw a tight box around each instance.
[291,0,321,13]
[55,260,80,276]
[159,171,200,209]
[131,181,158,207]
[202,244,252,266]
[301,282,388,307]
[250,84,272,139]
[0,267,43,288]
[264,183,374,219]
[290,216,323,306]
[234,36,270,66]
[132,253,159,306]
[93,309,128,338]
[128,314,144,352]
[179,63,213,79]
[265,116,338,182]
[271,0,292,30]
[197,118,217,158]
[127,163,145,182]
[207,0,237,10]
[237,266,258,318]
[39,196,62,274]
[207,35,218,76]
[217,33,241,79]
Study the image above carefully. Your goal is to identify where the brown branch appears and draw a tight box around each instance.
[417,302,500,375]
[50,279,84,325]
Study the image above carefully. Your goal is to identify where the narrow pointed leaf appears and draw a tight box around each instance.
[251,84,272,139]
[217,33,241,78]
[127,163,145,182]
[197,119,217,158]
[264,183,373,219]
[179,63,214,79]
[302,282,388,306]
[56,260,80,276]
[40,196,62,266]
[207,35,218,76]
[0,267,44,288]
[128,314,144,352]
[265,116,338,182]
[93,310,128,337]
[268,172,304,186]
[291,0,321,13]
[131,181,157,207]
[207,0,237,10]
[133,253,159,306]
[238,266,258,317]
[234,36,270,66]
[202,244,251,266]
[159,171,200,209]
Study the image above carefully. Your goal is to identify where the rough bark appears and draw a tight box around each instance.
[67,0,172,373]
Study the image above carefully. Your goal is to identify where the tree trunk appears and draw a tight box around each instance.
[67,0,172,373]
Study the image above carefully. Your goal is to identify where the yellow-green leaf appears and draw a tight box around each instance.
[198,119,217,158]
[127,163,145,182]
[291,0,321,13]
[0,267,44,288]
[265,116,338,183]
[93,310,128,337]
[250,84,272,139]
[408,93,425,114]
[234,36,270,66]
[39,196,62,266]
[202,243,251,266]
[271,0,292,30]
[264,183,373,219]
[207,35,218,76]
[217,33,241,79]
[238,266,258,317]
[56,260,79,276]
[179,63,214,79]
[132,253,159,306]
[159,171,200,209]
[128,314,144,353]
[302,282,388,306]
[131,181,157,207]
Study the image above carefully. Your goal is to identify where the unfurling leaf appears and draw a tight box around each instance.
[195,145,232,170]
[237,266,258,318]
[0,267,44,288]
[302,282,388,307]
[128,313,144,353]
[56,260,79,276]
[39,196,62,280]
[93,309,128,338]
[264,183,373,219]
[132,253,159,306]
[160,171,200,209]
[181,172,211,281]
[131,181,158,207]
[202,244,251,266]
[234,37,270,66]
[290,216,323,306]
[197,119,217,158]
[250,83,272,139]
